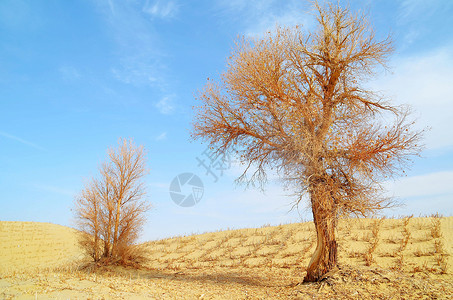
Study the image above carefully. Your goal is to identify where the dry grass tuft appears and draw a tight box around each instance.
[1,216,452,299]
[364,217,384,266]
[430,214,449,274]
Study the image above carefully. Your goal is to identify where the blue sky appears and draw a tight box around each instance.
[1,0,452,241]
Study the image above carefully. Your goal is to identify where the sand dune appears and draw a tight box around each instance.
[0,221,83,274]
[143,216,453,273]
[0,216,451,299]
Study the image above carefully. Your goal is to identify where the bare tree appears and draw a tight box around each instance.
[75,181,101,262]
[74,138,151,264]
[192,2,423,282]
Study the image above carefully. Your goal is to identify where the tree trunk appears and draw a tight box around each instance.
[93,200,100,262]
[304,187,338,282]
[112,199,122,257]
[103,211,113,258]
[103,240,110,258]
[93,233,99,261]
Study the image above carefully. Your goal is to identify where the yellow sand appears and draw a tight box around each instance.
[0,221,83,274]
[0,216,452,299]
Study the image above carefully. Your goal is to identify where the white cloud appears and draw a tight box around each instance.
[397,0,451,23]
[396,193,452,217]
[143,0,179,19]
[155,95,175,114]
[93,0,168,88]
[385,171,453,199]
[107,0,115,15]
[370,46,453,150]
[155,131,167,141]
[245,10,310,38]
[0,131,45,151]
[216,0,311,37]
[171,182,305,231]
[111,64,160,86]
[384,171,453,216]
[396,0,453,48]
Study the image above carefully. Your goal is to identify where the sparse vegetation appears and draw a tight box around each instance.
[430,213,442,239]
[74,138,151,266]
[364,217,384,266]
[430,214,449,274]
[392,215,413,270]
[399,215,413,251]
[1,216,452,299]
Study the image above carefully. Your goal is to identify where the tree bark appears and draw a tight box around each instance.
[103,210,113,258]
[93,197,100,262]
[112,201,121,257]
[93,232,99,261]
[304,186,338,282]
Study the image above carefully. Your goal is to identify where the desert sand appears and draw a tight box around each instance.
[0,216,452,299]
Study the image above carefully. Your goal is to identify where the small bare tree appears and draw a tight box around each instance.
[75,181,102,261]
[192,2,423,282]
[74,138,150,264]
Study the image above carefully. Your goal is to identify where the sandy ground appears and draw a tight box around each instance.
[0,222,83,273]
[0,216,452,299]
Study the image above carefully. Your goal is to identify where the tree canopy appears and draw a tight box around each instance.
[192,2,423,281]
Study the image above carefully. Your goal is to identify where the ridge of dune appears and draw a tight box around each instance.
[0,216,451,299]
[0,221,83,274]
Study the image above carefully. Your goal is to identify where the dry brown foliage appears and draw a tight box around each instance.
[399,215,412,252]
[364,217,384,266]
[430,213,442,239]
[430,214,449,273]
[74,138,150,265]
[192,1,423,282]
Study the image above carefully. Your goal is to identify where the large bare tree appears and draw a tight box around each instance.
[74,138,150,264]
[192,2,423,282]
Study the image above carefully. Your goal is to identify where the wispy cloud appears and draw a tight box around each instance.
[396,0,453,47]
[384,171,453,216]
[168,181,304,234]
[107,0,115,15]
[385,171,453,199]
[0,131,45,151]
[143,0,179,19]
[93,0,168,88]
[155,95,175,114]
[155,131,167,141]
[216,0,311,37]
[371,46,453,150]
[397,0,450,23]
